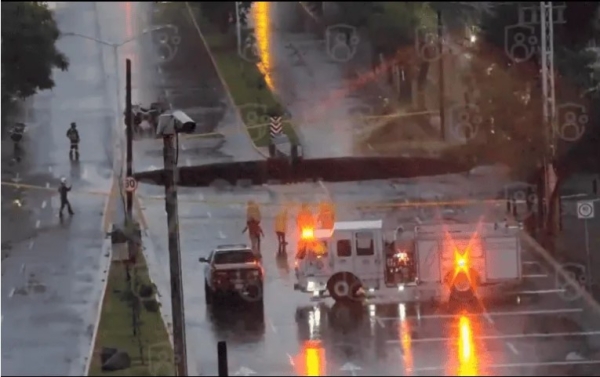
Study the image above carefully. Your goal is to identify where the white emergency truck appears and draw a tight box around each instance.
[293,219,523,304]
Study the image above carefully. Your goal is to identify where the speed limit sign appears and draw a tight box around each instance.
[124,176,138,193]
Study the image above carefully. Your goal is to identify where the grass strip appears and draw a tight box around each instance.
[191,10,299,147]
[88,254,174,376]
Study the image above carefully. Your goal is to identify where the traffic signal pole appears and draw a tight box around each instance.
[162,133,188,376]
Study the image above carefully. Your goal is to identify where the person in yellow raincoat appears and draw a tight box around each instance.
[274,205,288,255]
[317,201,335,229]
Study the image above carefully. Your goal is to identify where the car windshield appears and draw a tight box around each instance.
[213,250,257,264]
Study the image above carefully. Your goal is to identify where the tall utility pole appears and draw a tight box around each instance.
[126,59,134,222]
[540,2,559,236]
[163,132,188,376]
[437,10,446,141]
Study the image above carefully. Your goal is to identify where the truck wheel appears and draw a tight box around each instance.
[204,280,213,305]
[327,273,362,303]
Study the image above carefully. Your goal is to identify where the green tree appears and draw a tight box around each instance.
[1,2,69,103]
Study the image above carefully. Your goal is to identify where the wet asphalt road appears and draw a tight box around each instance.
[1,2,115,375]
[96,2,600,375]
[6,2,596,376]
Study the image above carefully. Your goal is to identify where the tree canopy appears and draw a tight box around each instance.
[1,1,69,105]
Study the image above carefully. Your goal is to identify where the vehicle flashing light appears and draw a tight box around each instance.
[395,251,409,262]
[302,228,314,240]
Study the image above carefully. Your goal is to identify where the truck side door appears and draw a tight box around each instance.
[332,231,353,274]
[353,230,380,281]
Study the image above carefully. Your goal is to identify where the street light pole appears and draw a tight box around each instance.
[125,59,134,221]
[162,133,188,376]
[437,10,446,141]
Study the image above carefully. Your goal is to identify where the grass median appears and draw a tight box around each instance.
[88,254,174,376]
[190,11,299,147]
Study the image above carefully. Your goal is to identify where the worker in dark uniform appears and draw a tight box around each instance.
[66,122,80,160]
[58,177,74,217]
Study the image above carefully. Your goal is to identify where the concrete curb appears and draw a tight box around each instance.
[184,2,268,160]
[184,2,302,161]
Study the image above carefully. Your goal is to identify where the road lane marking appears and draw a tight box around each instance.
[20,264,25,274]
[35,220,40,229]
[483,312,494,324]
[386,330,600,344]
[413,359,600,372]
[506,341,519,355]
[41,200,47,209]
[45,182,50,188]
[9,288,15,298]
[28,241,34,250]
[186,158,191,166]
[207,212,212,218]
[377,307,583,321]
[48,166,53,173]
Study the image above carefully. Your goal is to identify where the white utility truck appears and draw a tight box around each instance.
[293,220,523,304]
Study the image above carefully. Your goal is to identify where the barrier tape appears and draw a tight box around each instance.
[2,180,516,209]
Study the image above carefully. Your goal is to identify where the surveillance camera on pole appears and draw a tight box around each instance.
[156,110,197,136]
[157,109,194,376]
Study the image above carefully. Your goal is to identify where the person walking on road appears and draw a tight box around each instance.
[66,122,80,160]
[58,177,74,217]
[275,205,289,255]
[243,218,264,256]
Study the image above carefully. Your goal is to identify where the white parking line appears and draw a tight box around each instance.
[414,359,600,372]
[9,288,15,298]
[386,330,600,344]
[376,307,583,321]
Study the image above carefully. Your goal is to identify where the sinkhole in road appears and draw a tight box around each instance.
[133,156,474,187]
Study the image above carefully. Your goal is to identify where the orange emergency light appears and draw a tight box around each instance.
[301,228,314,240]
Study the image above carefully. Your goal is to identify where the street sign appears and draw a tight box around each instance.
[576,200,595,219]
[124,176,138,192]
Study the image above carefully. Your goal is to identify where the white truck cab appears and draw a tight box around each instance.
[293,219,523,304]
